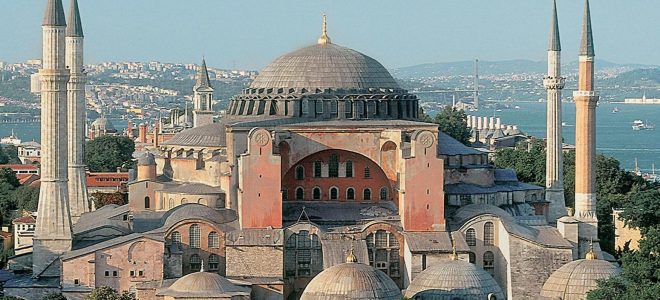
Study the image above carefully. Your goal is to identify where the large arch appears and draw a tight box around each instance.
[282,149,393,202]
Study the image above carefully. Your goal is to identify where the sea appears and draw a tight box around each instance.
[1,103,659,172]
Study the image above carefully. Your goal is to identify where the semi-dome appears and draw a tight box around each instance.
[162,122,226,147]
[540,249,620,300]
[159,269,250,299]
[300,252,401,300]
[227,16,419,121]
[404,254,505,300]
[90,116,117,133]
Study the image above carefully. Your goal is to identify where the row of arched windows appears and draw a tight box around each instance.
[171,225,220,250]
[295,160,356,180]
[289,186,388,201]
[465,222,494,247]
[188,253,220,271]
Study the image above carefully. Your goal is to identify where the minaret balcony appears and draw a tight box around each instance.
[572,91,599,97]
[543,77,565,89]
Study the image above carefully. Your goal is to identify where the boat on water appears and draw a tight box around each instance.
[632,120,655,131]
[0,129,21,146]
[612,107,619,113]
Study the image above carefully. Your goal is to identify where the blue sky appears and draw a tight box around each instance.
[1,0,658,70]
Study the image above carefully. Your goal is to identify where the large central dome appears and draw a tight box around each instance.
[250,43,400,90]
[227,16,418,121]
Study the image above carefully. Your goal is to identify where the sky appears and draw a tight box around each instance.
[1,0,659,70]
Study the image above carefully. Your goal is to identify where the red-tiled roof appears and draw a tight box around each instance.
[86,172,129,188]
[17,174,40,185]
[0,164,38,170]
[13,215,36,224]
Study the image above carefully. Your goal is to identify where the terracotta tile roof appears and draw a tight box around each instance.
[17,174,40,185]
[0,164,38,171]
[13,215,36,224]
[86,172,129,187]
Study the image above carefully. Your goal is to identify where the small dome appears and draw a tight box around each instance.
[404,259,505,300]
[91,117,117,133]
[250,43,400,91]
[540,258,620,299]
[161,270,250,298]
[300,262,401,300]
[137,152,156,166]
[162,203,236,230]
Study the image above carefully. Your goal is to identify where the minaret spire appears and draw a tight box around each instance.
[317,14,331,45]
[579,0,595,56]
[192,58,215,127]
[34,0,73,277]
[544,0,566,222]
[548,0,561,51]
[66,0,90,223]
[195,58,212,88]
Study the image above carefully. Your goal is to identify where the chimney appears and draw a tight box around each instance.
[477,117,483,130]
[137,124,147,144]
[496,118,502,129]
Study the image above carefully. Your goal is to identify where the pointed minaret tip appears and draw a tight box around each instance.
[317,14,331,45]
[579,0,595,56]
[548,0,561,51]
[195,58,212,88]
[43,0,66,26]
[66,0,84,37]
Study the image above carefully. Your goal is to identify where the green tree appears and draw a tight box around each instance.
[86,286,121,300]
[12,185,40,212]
[0,168,19,188]
[619,189,660,232]
[493,139,546,186]
[40,293,68,300]
[0,146,9,164]
[587,226,660,300]
[85,136,135,172]
[431,106,471,145]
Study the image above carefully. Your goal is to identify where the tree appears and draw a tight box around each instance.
[0,168,20,188]
[619,189,660,232]
[91,192,128,209]
[587,226,660,299]
[12,185,40,212]
[85,286,136,300]
[41,293,68,300]
[431,106,471,145]
[0,146,9,164]
[493,139,546,186]
[85,136,135,172]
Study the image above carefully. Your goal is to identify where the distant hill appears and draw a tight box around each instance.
[391,59,658,78]
[602,68,660,86]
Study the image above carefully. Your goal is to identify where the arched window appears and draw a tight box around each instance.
[314,161,322,177]
[189,254,201,272]
[379,187,388,200]
[284,230,323,278]
[144,196,150,209]
[169,198,175,209]
[171,231,181,250]
[295,165,304,180]
[364,167,371,178]
[346,188,355,200]
[468,252,476,264]
[189,224,200,249]
[345,161,353,177]
[366,230,400,281]
[484,222,494,246]
[363,188,372,201]
[466,228,476,247]
[208,254,220,271]
[329,153,339,177]
[296,187,304,200]
[483,251,495,275]
[313,187,321,200]
[329,187,338,200]
[208,232,219,248]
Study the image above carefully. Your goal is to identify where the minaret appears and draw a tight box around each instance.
[192,59,214,127]
[573,0,599,254]
[33,0,73,277]
[66,0,90,223]
[544,0,566,222]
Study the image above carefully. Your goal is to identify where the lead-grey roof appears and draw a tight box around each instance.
[250,43,400,91]
[437,132,482,156]
[161,182,224,195]
[579,0,595,56]
[43,0,66,26]
[541,259,620,299]
[158,272,250,298]
[162,122,226,147]
[403,231,470,253]
[283,201,399,226]
[195,59,212,89]
[301,262,401,300]
[548,0,561,51]
[66,0,83,37]
[62,233,163,260]
[161,203,237,230]
[321,239,370,268]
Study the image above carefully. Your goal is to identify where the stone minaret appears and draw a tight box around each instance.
[66,0,90,223]
[573,0,599,254]
[544,0,566,222]
[33,0,73,277]
[192,59,214,127]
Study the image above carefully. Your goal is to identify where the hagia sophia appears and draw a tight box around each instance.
[3,0,621,299]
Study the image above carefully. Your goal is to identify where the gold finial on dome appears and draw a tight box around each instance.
[346,246,357,263]
[318,14,331,45]
[585,239,597,260]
